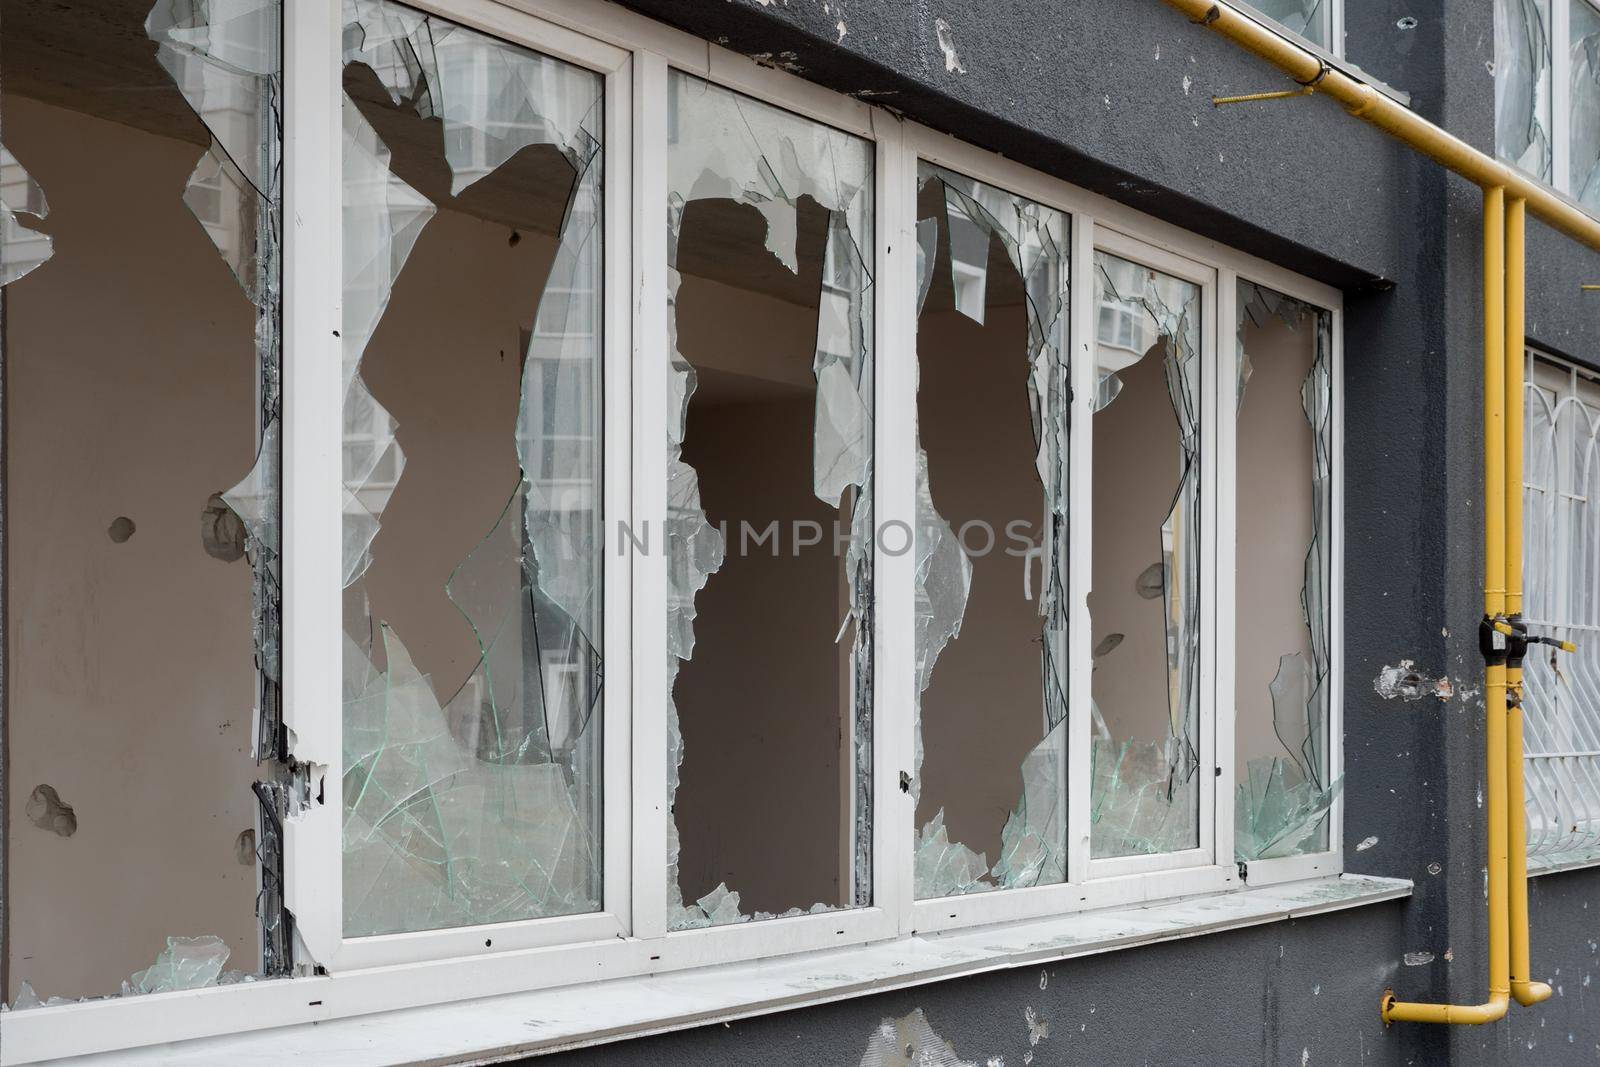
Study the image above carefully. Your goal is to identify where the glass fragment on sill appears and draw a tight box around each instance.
[912,164,1069,897]
[1089,251,1202,859]
[0,145,53,286]
[1232,281,1338,860]
[1572,0,1600,208]
[3,937,265,1012]
[146,0,289,973]
[1495,0,1553,181]
[665,72,872,927]
[338,0,605,934]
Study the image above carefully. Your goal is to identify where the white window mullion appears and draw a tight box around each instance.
[1213,269,1240,872]
[1554,0,1573,195]
[873,113,918,935]
[1198,268,1221,867]
[1066,211,1098,886]
[629,46,670,942]
[281,0,348,969]
[601,43,637,933]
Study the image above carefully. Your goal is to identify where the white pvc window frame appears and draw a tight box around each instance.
[0,0,1342,1060]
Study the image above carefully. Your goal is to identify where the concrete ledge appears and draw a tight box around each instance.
[45,874,1410,1067]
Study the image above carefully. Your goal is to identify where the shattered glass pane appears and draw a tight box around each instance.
[1090,251,1202,859]
[666,72,872,927]
[1495,0,1554,181]
[339,0,604,934]
[1244,0,1331,48]
[0,145,54,285]
[1233,281,1339,860]
[912,163,1069,898]
[1571,0,1600,208]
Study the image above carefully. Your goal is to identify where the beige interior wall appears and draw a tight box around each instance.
[1234,314,1318,777]
[913,295,1048,866]
[4,96,260,1000]
[670,268,850,914]
[1089,341,1186,745]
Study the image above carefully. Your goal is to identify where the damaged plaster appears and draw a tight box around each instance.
[24,784,76,838]
[1373,659,1456,702]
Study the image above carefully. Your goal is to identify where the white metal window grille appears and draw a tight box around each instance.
[1523,352,1600,861]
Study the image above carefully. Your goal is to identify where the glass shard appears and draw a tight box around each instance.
[0,145,54,286]
[123,937,231,997]
[339,0,605,934]
[1246,0,1331,47]
[1495,0,1553,181]
[913,163,1069,898]
[1089,251,1202,858]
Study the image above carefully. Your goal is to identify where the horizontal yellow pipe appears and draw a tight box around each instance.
[1161,0,1600,254]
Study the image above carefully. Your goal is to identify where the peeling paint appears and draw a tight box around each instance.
[935,18,966,74]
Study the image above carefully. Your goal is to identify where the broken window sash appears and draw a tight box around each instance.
[665,71,873,928]
[1572,0,1600,208]
[147,0,292,975]
[1496,0,1555,181]
[1089,251,1202,859]
[338,0,604,936]
[911,163,1070,898]
[1233,282,1339,860]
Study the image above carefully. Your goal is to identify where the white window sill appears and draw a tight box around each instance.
[29,875,1409,1067]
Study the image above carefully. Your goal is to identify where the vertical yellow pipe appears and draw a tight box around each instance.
[1383,187,1511,1025]
[1503,197,1555,1006]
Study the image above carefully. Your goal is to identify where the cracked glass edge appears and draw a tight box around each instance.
[1088,251,1203,858]
[336,0,604,935]
[1233,281,1340,860]
[1495,0,1554,182]
[912,164,1070,898]
[664,71,872,928]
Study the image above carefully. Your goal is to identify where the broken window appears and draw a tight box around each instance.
[1233,282,1339,861]
[665,72,873,927]
[2,0,282,1004]
[1088,251,1202,859]
[1243,0,1333,50]
[339,0,604,935]
[1571,0,1600,208]
[1496,0,1554,182]
[911,164,1069,898]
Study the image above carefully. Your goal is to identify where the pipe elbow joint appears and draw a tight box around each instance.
[1381,990,1509,1026]
[1513,980,1554,1006]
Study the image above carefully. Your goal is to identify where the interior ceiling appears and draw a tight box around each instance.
[1,0,209,145]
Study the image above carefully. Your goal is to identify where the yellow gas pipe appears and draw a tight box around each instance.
[1154,0,1600,1027]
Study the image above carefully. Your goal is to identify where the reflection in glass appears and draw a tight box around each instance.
[1089,251,1202,859]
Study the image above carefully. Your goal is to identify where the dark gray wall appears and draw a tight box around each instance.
[541,0,1600,1063]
